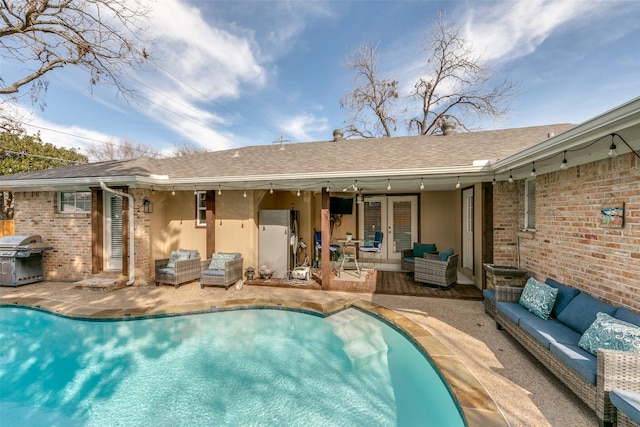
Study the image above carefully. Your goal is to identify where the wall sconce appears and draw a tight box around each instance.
[143,198,153,213]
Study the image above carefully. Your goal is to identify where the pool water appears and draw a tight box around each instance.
[0,307,464,426]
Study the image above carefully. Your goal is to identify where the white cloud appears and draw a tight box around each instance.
[279,113,329,142]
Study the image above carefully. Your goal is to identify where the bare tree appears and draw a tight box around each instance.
[339,43,399,138]
[341,14,515,137]
[0,0,152,102]
[408,15,515,135]
[84,139,160,162]
[171,142,209,157]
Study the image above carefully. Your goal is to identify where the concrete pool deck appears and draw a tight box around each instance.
[0,281,596,426]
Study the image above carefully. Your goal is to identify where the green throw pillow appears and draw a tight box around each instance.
[578,312,640,355]
[519,277,558,320]
[167,250,190,268]
[208,253,236,270]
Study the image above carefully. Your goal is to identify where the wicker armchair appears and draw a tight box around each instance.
[414,253,458,288]
[155,255,202,288]
[200,253,243,290]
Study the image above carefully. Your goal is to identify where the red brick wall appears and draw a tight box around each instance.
[493,153,640,311]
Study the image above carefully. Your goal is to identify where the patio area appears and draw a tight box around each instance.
[0,281,596,426]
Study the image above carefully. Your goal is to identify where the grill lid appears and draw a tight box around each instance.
[0,235,51,251]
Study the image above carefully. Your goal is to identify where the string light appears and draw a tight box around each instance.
[455,177,460,189]
[386,180,391,191]
[560,151,568,170]
[419,178,424,190]
[269,183,274,195]
[218,185,221,196]
[508,170,513,184]
[194,185,197,195]
[171,186,175,196]
[531,162,537,177]
[608,135,618,158]
[243,190,247,198]
[296,189,301,196]
[326,182,330,193]
[492,173,496,186]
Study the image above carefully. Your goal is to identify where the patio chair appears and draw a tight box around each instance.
[200,252,243,290]
[414,251,458,289]
[155,249,202,288]
[313,231,339,268]
[358,231,384,267]
[401,242,438,272]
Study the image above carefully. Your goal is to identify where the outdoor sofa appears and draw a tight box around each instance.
[155,249,201,288]
[401,242,438,272]
[414,251,458,288]
[483,278,640,426]
[200,252,243,290]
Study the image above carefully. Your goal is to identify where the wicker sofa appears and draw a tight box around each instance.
[483,279,640,426]
[414,252,458,288]
[200,252,243,290]
[610,390,640,427]
[155,249,202,288]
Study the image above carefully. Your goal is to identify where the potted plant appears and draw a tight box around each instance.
[346,231,352,242]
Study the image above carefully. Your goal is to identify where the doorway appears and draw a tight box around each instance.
[358,195,418,260]
[462,187,474,271]
[104,192,123,271]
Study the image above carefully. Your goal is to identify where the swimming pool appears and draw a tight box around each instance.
[0,306,465,426]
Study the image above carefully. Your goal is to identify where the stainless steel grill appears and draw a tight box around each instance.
[0,235,52,287]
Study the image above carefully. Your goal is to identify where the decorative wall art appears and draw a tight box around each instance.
[600,203,624,228]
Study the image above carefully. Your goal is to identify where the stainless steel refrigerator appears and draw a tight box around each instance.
[258,210,299,278]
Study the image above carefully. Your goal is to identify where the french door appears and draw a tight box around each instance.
[462,187,474,271]
[104,193,123,271]
[358,195,418,260]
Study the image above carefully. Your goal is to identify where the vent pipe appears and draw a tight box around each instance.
[442,122,456,136]
[332,129,344,141]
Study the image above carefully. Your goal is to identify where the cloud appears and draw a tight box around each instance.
[279,112,329,142]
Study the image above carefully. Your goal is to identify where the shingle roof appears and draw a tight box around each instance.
[0,124,574,189]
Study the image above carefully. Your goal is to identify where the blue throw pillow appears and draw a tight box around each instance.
[545,278,580,318]
[578,312,640,355]
[413,243,437,257]
[557,292,618,334]
[519,277,558,320]
[167,250,189,268]
[439,248,454,261]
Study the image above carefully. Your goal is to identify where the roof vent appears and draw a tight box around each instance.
[547,132,555,138]
[442,122,456,136]
[332,129,344,141]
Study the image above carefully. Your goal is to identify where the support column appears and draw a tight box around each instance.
[321,188,331,289]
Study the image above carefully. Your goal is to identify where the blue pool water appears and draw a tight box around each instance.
[0,307,465,426]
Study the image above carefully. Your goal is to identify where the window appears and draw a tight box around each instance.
[524,179,536,230]
[196,191,207,227]
[58,191,91,213]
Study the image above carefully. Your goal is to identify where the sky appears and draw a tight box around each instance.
[3,0,640,160]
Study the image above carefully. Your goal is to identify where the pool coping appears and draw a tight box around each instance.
[1,294,509,427]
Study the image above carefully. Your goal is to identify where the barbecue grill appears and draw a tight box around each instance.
[0,235,52,286]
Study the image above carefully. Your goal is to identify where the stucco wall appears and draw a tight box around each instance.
[493,152,640,311]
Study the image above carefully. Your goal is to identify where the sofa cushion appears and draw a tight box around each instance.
[557,292,618,334]
[156,267,175,276]
[208,253,237,270]
[167,250,190,268]
[549,342,597,385]
[615,307,640,327]
[483,289,496,303]
[610,389,640,426]
[413,243,437,257]
[202,269,225,277]
[520,316,582,349]
[439,248,454,261]
[519,278,558,320]
[179,248,199,259]
[545,278,580,318]
[496,301,532,325]
[578,312,640,355]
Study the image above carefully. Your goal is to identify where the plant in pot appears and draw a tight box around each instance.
[346,231,352,242]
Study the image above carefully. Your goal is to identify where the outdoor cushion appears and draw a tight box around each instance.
[179,248,199,259]
[482,289,496,303]
[413,243,437,257]
[156,267,176,276]
[439,248,454,261]
[549,342,597,385]
[167,250,190,268]
[496,301,531,325]
[615,307,640,327]
[403,257,415,265]
[208,253,237,270]
[610,389,640,425]
[202,269,225,277]
[520,316,582,349]
[545,278,580,318]
[556,292,618,334]
[578,312,640,355]
[519,278,558,320]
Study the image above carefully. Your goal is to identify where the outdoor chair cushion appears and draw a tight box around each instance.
[496,301,532,325]
[545,278,581,318]
[519,315,582,349]
[578,312,640,355]
[208,253,240,270]
[167,250,190,268]
[413,243,437,257]
[483,289,496,303]
[549,341,597,385]
[179,249,199,259]
[202,269,225,277]
[519,278,558,320]
[156,267,176,276]
[610,390,640,426]
[556,292,618,335]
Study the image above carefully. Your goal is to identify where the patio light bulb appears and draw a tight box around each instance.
[269,184,274,195]
[194,186,197,195]
[243,190,247,198]
[531,162,537,177]
[171,186,175,196]
[296,189,301,196]
[326,182,330,193]
[386,180,391,191]
[218,186,222,196]
[455,177,460,189]
[508,171,514,184]
[608,141,618,158]
[561,151,568,170]
[420,178,424,190]
[492,174,496,186]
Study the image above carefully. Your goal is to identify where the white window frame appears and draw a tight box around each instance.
[524,179,536,230]
[196,190,207,227]
[58,191,92,213]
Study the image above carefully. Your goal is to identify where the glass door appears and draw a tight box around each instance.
[104,193,123,271]
[359,195,417,260]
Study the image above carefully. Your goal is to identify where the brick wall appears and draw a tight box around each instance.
[14,189,152,284]
[493,153,640,311]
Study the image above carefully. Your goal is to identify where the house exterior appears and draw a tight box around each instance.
[1,98,638,311]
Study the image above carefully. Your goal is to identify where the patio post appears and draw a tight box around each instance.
[321,188,331,289]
